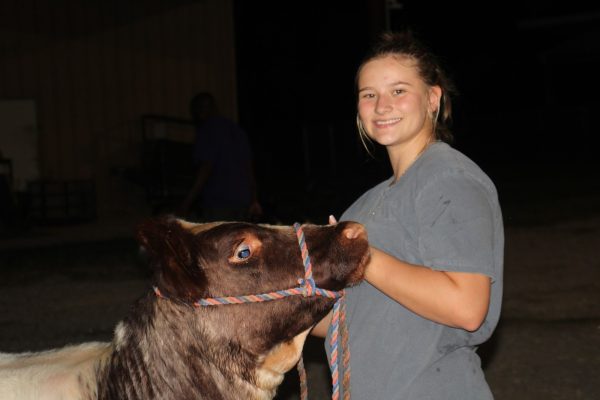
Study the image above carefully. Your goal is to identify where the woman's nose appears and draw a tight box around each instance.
[375,95,392,114]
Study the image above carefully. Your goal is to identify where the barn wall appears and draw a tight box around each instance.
[0,0,237,219]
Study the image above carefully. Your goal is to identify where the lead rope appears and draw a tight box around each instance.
[294,223,350,400]
[327,295,350,400]
[296,295,348,400]
[297,296,350,400]
[340,296,351,400]
[153,223,350,400]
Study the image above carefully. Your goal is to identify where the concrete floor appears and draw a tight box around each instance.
[0,211,599,399]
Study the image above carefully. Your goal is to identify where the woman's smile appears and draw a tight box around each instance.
[374,117,403,127]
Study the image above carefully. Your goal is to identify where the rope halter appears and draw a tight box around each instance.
[153,222,350,400]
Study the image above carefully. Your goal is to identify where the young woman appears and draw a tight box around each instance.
[312,31,504,399]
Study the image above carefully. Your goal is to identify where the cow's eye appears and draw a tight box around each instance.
[228,236,261,264]
[235,243,251,260]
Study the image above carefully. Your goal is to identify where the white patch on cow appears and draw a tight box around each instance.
[178,219,292,234]
[258,223,292,231]
[255,328,311,395]
[113,321,128,351]
[177,219,223,234]
[0,342,112,400]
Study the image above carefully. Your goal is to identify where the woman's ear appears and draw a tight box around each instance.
[428,85,442,113]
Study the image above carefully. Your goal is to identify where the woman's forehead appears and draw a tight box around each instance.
[358,55,422,87]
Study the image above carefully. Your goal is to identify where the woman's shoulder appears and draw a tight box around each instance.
[417,142,496,191]
[414,142,503,224]
[420,142,478,172]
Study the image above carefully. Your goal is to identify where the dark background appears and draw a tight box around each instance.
[1,3,599,399]
[1,0,598,229]
[233,0,600,224]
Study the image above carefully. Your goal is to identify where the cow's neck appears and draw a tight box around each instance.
[98,295,275,400]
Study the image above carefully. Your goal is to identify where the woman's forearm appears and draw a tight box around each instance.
[366,247,491,331]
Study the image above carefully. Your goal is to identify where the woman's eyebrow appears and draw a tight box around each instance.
[389,80,412,87]
[358,81,413,92]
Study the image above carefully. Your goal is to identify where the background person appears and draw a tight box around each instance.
[179,92,262,222]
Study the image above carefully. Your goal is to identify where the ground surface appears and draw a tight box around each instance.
[1,169,599,399]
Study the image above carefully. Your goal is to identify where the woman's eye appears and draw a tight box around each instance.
[236,244,251,259]
[393,89,405,95]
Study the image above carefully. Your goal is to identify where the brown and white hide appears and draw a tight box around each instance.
[0,216,369,400]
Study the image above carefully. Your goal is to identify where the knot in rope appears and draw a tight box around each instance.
[296,278,317,297]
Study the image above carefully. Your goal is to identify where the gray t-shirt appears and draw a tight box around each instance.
[326,142,504,399]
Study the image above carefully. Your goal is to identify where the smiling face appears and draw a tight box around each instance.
[357,55,441,152]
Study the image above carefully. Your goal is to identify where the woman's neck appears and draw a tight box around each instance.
[388,134,434,183]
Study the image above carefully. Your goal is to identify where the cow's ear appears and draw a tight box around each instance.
[136,215,205,300]
[136,215,191,266]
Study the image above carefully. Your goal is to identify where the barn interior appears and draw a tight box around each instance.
[1,1,599,399]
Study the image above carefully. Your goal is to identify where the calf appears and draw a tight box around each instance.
[0,216,369,400]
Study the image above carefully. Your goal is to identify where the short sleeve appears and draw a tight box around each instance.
[416,171,498,280]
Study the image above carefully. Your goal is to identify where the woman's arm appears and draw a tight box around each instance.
[310,249,490,336]
[366,247,490,332]
[310,311,332,338]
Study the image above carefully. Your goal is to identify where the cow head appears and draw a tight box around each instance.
[134,216,369,395]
